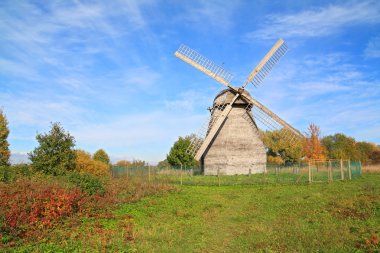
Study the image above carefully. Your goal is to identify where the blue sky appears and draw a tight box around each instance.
[1,0,380,164]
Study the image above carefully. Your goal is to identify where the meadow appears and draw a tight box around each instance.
[2,173,379,252]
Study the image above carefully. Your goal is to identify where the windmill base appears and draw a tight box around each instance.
[201,161,267,176]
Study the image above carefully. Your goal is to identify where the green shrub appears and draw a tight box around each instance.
[0,165,12,182]
[0,164,32,183]
[67,172,105,195]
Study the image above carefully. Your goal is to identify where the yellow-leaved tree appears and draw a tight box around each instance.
[75,150,109,176]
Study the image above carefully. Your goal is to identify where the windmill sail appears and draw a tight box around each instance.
[175,44,234,88]
[242,39,288,89]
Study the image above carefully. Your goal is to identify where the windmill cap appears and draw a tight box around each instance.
[213,88,252,105]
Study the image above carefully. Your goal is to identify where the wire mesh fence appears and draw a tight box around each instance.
[111,160,362,186]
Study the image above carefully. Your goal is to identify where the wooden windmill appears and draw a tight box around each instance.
[175,39,304,175]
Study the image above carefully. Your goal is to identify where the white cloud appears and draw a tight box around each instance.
[245,1,380,40]
[164,90,213,111]
[177,0,240,32]
[364,36,380,58]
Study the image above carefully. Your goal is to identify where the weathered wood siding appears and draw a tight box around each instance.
[202,89,266,175]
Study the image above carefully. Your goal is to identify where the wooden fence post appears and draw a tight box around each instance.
[340,159,344,180]
[180,164,183,185]
[348,159,352,180]
[328,160,332,181]
[148,165,151,182]
[217,168,220,187]
[249,169,251,177]
[308,160,312,183]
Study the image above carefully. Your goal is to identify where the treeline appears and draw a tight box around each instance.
[163,124,380,167]
[263,124,379,165]
[0,109,149,179]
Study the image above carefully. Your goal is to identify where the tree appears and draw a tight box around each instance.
[157,159,170,168]
[115,160,131,167]
[369,150,380,164]
[93,149,110,165]
[115,159,148,168]
[28,122,76,175]
[130,159,148,167]
[167,135,199,167]
[303,123,326,160]
[75,149,109,176]
[0,109,10,167]
[262,130,303,165]
[321,134,359,160]
[356,142,377,164]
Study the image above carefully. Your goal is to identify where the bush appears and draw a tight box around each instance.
[67,172,105,195]
[75,150,110,176]
[0,179,83,240]
[0,164,32,183]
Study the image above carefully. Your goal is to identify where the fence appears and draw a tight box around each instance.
[111,159,362,186]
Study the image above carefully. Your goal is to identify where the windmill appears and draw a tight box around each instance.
[174,39,304,175]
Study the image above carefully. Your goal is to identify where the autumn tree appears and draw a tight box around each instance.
[29,122,76,175]
[369,150,380,164]
[356,141,378,164]
[321,133,359,160]
[0,109,10,167]
[93,149,110,165]
[303,123,326,160]
[115,160,131,167]
[115,159,148,168]
[130,159,148,167]
[167,134,199,167]
[262,130,303,165]
[75,149,109,176]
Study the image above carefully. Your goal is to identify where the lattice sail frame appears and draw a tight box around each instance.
[242,104,300,145]
[175,44,233,87]
[243,40,288,88]
[186,93,228,156]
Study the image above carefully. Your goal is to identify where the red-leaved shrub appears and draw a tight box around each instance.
[0,178,115,242]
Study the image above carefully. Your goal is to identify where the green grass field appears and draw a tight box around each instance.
[8,174,380,252]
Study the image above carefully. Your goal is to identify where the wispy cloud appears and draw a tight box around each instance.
[251,50,380,139]
[164,90,213,111]
[364,36,380,58]
[177,0,240,32]
[245,1,380,40]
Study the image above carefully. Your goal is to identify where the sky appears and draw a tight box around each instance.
[1,0,380,164]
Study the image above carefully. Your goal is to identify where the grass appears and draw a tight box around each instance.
[122,174,380,252]
[3,174,380,252]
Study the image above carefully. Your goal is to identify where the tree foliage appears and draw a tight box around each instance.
[167,135,199,167]
[157,159,170,168]
[262,130,303,165]
[369,150,380,163]
[75,149,109,176]
[93,149,110,165]
[115,160,131,167]
[0,109,10,167]
[303,123,326,160]
[355,142,378,164]
[28,122,76,175]
[115,159,148,167]
[321,134,359,160]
